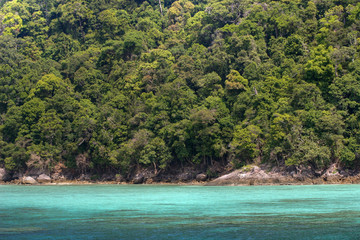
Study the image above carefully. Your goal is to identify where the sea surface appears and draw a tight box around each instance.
[0,184,360,239]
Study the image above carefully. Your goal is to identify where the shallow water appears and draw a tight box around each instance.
[0,184,359,239]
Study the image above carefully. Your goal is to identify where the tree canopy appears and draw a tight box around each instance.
[1,0,360,178]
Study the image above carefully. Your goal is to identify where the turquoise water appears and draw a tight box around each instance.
[0,185,360,239]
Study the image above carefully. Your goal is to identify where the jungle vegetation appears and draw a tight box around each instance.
[1,0,360,177]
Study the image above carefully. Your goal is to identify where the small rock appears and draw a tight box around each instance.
[0,168,10,182]
[196,173,207,181]
[37,174,51,183]
[22,176,38,184]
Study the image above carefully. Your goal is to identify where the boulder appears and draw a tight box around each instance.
[0,168,10,182]
[196,173,207,181]
[206,165,293,186]
[37,174,51,183]
[22,176,38,184]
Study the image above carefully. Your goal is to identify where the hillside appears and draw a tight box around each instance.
[1,0,360,183]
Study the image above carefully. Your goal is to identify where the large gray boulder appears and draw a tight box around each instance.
[0,168,10,182]
[22,176,38,184]
[206,165,289,186]
[196,173,207,181]
[37,174,51,183]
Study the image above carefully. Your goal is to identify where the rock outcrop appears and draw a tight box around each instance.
[37,174,52,183]
[131,169,157,184]
[22,176,38,184]
[4,162,360,185]
[0,168,10,182]
[206,164,360,186]
[206,165,312,186]
[196,173,207,181]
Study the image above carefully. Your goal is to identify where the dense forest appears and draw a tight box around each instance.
[1,0,360,180]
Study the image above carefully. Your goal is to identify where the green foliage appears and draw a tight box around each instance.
[29,74,66,99]
[140,137,172,172]
[230,125,262,167]
[225,70,248,92]
[304,45,335,90]
[286,137,331,168]
[1,0,360,176]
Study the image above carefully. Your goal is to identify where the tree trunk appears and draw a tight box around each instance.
[153,161,158,175]
[158,0,163,16]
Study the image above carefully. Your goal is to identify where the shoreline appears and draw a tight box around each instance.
[1,176,360,186]
[0,179,205,186]
[2,164,360,186]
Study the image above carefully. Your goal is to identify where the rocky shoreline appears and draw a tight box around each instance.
[205,164,360,186]
[1,163,360,186]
